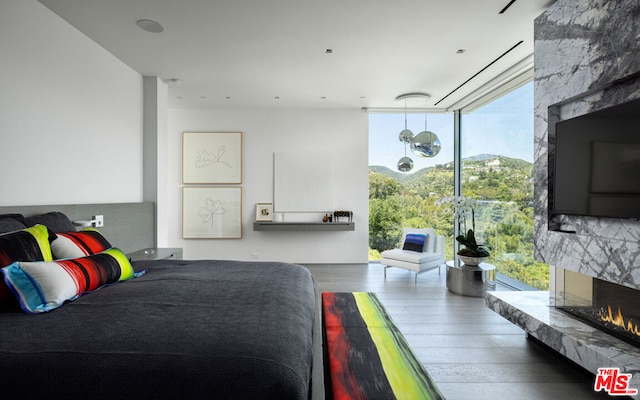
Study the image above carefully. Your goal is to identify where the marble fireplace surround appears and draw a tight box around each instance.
[488,0,640,392]
[487,291,640,390]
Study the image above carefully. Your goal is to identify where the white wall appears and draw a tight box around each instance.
[0,1,369,265]
[0,0,143,206]
[166,108,370,264]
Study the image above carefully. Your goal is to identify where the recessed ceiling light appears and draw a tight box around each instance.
[274,96,280,99]
[325,49,333,54]
[320,96,327,100]
[200,95,208,99]
[456,49,466,54]
[136,19,164,33]
[164,78,182,85]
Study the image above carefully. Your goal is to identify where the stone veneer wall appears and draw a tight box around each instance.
[534,0,640,291]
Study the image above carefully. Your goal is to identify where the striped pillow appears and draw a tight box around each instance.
[402,233,427,252]
[51,228,112,259]
[1,248,136,314]
[0,224,53,307]
[0,224,53,266]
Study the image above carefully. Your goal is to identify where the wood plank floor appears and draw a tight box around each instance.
[305,263,611,400]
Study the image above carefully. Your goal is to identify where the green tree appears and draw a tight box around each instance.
[369,171,401,199]
[369,196,403,252]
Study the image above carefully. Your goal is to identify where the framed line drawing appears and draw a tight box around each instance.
[255,203,273,222]
[183,132,242,184]
[183,187,242,239]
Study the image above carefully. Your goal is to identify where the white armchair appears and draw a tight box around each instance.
[380,227,445,283]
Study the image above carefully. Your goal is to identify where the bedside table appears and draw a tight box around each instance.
[127,248,183,261]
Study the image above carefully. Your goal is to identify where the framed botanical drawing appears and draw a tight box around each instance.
[183,187,242,239]
[183,132,242,184]
[255,203,273,222]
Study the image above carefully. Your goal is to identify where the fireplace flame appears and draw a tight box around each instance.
[600,305,640,337]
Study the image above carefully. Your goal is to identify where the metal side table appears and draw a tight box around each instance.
[446,260,496,297]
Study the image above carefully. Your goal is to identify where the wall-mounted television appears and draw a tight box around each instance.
[551,97,640,220]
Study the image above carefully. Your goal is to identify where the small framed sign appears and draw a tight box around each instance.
[255,203,274,222]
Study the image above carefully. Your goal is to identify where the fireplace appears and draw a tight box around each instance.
[553,268,640,347]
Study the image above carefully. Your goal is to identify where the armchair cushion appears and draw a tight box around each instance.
[381,248,442,264]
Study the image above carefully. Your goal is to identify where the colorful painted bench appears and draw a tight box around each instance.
[322,292,444,400]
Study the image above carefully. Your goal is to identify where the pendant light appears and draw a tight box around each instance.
[411,102,441,158]
[397,136,414,172]
[398,99,414,144]
[397,99,414,172]
[394,92,439,171]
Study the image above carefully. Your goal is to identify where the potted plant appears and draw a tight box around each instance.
[455,228,491,266]
[436,195,491,266]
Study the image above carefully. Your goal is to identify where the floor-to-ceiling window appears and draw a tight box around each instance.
[368,112,454,260]
[368,80,549,290]
[460,82,548,289]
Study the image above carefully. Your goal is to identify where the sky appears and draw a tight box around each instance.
[369,82,534,172]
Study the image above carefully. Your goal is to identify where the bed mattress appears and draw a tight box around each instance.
[0,259,317,400]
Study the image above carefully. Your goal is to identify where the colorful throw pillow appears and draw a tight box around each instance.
[1,248,135,314]
[0,224,54,307]
[0,224,53,266]
[51,228,112,259]
[402,233,427,252]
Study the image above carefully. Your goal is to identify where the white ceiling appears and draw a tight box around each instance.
[37,0,553,111]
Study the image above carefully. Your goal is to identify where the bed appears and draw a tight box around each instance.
[0,208,320,400]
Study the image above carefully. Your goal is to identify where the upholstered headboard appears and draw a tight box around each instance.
[0,202,154,254]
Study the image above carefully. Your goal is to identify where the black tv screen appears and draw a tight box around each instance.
[551,97,640,219]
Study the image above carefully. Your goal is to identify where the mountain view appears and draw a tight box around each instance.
[369,154,548,290]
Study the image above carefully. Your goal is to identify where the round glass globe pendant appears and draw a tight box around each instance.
[397,156,414,172]
[398,129,414,144]
[411,130,441,158]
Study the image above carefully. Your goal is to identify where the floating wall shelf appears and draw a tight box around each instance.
[253,222,355,232]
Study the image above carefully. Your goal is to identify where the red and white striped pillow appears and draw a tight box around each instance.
[1,248,137,314]
[51,228,112,259]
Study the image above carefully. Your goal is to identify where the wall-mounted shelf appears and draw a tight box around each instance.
[253,222,354,231]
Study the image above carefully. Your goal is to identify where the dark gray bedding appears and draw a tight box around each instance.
[0,259,318,400]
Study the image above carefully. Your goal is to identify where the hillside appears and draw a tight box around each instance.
[369,165,437,183]
[369,154,533,200]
